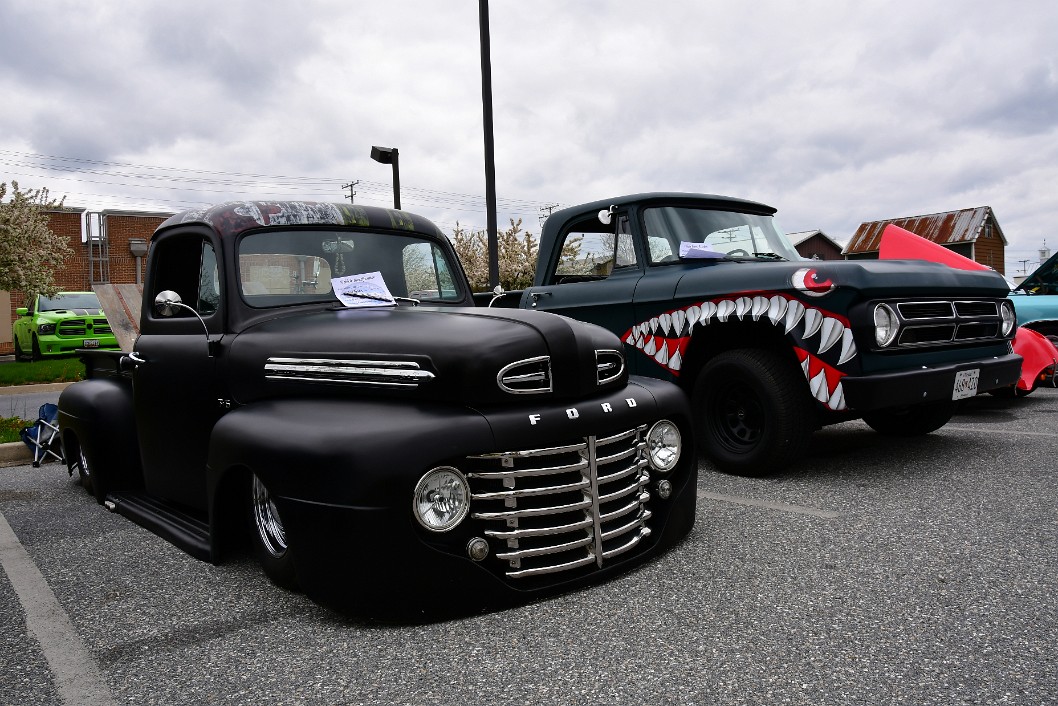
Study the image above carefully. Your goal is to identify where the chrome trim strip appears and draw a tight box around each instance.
[595,349,625,385]
[264,357,434,386]
[497,355,552,394]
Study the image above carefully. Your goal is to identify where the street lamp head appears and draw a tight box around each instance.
[370,146,397,164]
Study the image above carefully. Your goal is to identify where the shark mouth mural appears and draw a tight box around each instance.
[621,293,858,411]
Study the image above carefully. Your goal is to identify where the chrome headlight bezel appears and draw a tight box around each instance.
[645,419,682,473]
[412,466,470,532]
[999,300,1016,337]
[873,303,898,347]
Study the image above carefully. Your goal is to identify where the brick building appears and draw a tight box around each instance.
[1,208,171,355]
[843,207,1007,273]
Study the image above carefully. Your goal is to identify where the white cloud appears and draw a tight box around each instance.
[2,0,1056,269]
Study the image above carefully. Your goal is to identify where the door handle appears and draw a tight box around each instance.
[529,291,552,308]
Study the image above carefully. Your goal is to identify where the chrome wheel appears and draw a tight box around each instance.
[251,474,287,558]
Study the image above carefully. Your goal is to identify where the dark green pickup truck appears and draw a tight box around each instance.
[489,192,1021,475]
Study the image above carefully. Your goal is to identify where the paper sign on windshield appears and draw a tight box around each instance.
[679,242,725,259]
[332,272,396,307]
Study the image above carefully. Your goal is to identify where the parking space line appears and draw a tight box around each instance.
[0,512,117,706]
[698,490,841,519]
[944,425,1058,438]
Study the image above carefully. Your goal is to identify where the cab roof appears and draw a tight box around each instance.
[156,201,445,240]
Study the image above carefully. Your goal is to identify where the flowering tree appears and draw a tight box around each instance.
[452,218,583,292]
[0,181,72,297]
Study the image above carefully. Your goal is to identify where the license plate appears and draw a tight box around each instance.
[83,338,100,348]
[952,368,979,400]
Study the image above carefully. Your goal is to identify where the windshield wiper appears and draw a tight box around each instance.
[753,252,786,260]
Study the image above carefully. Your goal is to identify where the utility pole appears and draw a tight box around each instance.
[479,0,500,290]
[539,203,559,225]
[343,180,360,204]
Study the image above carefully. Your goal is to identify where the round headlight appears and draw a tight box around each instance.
[646,420,682,472]
[413,467,470,532]
[999,300,1016,337]
[873,303,898,347]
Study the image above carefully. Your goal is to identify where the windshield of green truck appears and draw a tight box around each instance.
[642,207,801,263]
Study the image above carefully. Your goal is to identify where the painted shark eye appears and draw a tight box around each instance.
[792,267,835,297]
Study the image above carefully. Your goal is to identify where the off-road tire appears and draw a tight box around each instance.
[692,348,817,476]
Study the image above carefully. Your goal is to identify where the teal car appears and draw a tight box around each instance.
[12,291,120,360]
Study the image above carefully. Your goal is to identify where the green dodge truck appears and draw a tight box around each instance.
[489,192,1021,475]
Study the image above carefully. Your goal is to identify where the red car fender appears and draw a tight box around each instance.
[1012,327,1058,391]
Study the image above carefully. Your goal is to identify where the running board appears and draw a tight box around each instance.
[104,491,213,562]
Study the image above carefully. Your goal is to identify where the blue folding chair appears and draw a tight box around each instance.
[19,403,65,468]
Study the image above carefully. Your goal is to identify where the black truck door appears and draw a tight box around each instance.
[132,235,225,511]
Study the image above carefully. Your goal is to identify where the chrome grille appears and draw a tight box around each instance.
[880,298,1011,349]
[466,426,652,580]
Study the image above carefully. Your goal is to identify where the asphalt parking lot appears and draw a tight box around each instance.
[1,389,1056,706]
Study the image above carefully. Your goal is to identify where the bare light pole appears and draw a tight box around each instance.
[370,146,401,210]
[478,0,500,289]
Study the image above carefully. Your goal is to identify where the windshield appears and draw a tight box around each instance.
[237,229,464,307]
[38,293,101,311]
[1016,251,1058,294]
[642,207,801,263]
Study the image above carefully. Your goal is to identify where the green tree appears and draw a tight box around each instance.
[0,181,72,297]
[452,218,583,292]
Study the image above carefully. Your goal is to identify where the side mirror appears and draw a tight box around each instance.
[16,307,28,317]
[598,208,613,226]
[154,290,184,317]
[153,290,218,357]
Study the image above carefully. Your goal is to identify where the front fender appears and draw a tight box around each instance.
[57,378,142,501]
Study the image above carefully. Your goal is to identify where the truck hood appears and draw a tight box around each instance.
[674,258,1011,301]
[225,305,626,406]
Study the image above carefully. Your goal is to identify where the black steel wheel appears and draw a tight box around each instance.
[250,473,299,591]
[693,348,816,476]
[861,401,955,436]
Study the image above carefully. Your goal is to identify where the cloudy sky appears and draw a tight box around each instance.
[2,1,1056,274]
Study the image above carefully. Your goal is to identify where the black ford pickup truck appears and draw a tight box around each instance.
[57,201,695,619]
[489,192,1021,475]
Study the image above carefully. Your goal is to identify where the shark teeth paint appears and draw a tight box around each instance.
[621,293,857,411]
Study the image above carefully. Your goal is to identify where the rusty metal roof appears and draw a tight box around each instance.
[844,206,1006,254]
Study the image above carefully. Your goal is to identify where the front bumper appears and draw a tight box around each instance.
[37,333,120,356]
[841,352,1022,410]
